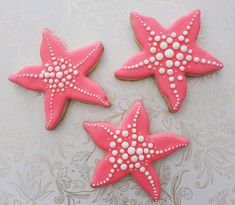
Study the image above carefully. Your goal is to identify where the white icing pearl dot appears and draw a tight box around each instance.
[131,155,138,162]
[167,69,173,76]
[154,36,161,41]
[73,70,79,75]
[112,150,118,156]
[122,153,128,160]
[56,71,63,78]
[179,66,185,71]
[48,66,53,71]
[144,59,149,65]
[149,47,157,54]
[169,76,174,82]
[148,143,153,148]
[183,30,188,36]
[149,57,155,62]
[122,142,129,149]
[117,158,123,164]
[158,68,165,75]
[156,53,163,61]
[178,75,183,81]
[166,37,173,44]
[116,130,120,135]
[160,42,168,50]
[109,157,115,163]
[55,66,60,71]
[180,45,188,53]
[136,148,143,155]
[194,57,199,63]
[172,42,180,50]
[186,55,192,61]
[135,162,141,168]
[166,60,173,68]
[175,61,180,67]
[120,164,127,170]
[132,141,137,146]
[201,58,206,64]
[139,155,144,160]
[110,141,116,148]
[171,32,177,38]
[164,49,174,58]
[138,135,144,142]
[132,134,137,139]
[176,53,184,60]
[170,84,176,89]
[140,167,146,172]
[144,148,149,154]
[117,138,122,143]
[58,82,64,88]
[178,35,184,41]
[122,130,129,137]
[127,147,136,155]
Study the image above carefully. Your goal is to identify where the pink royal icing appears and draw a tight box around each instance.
[84,100,189,201]
[9,29,110,130]
[115,10,223,112]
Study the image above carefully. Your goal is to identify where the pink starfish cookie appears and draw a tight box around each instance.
[115,10,223,112]
[9,29,110,130]
[83,101,189,201]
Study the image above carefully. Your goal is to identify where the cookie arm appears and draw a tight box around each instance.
[8,65,45,91]
[154,72,187,112]
[67,76,110,107]
[91,155,129,187]
[150,133,189,161]
[167,9,201,42]
[185,46,223,76]
[68,41,103,75]
[130,11,165,49]
[83,121,117,150]
[40,29,66,63]
[132,165,161,201]
[115,52,154,80]
[44,92,68,130]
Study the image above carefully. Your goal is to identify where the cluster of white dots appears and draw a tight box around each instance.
[13,31,107,128]
[123,11,223,111]
[87,105,187,200]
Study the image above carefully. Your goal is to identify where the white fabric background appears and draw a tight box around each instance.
[0,0,235,204]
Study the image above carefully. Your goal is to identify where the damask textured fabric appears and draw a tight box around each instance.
[0,0,235,205]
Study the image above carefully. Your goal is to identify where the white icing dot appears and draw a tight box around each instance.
[66,74,72,80]
[150,47,157,54]
[127,147,136,155]
[131,155,138,162]
[178,75,183,81]
[180,45,188,53]
[55,66,60,71]
[166,37,173,44]
[167,69,173,76]
[132,134,137,139]
[120,164,127,170]
[144,59,149,65]
[139,155,144,160]
[112,150,118,156]
[135,162,141,168]
[148,143,153,148]
[183,30,188,36]
[166,60,173,68]
[122,153,128,160]
[138,135,144,142]
[170,84,176,89]
[169,76,174,82]
[156,53,163,61]
[110,141,116,148]
[164,49,174,58]
[194,57,200,63]
[122,130,129,137]
[122,141,129,149]
[56,71,63,78]
[201,58,206,64]
[176,53,184,60]
[171,32,177,38]
[117,158,123,164]
[109,157,115,163]
[178,35,184,41]
[160,42,168,50]
[149,57,155,62]
[136,148,143,155]
[116,130,120,135]
[154,36,161,41]
[73,70,79,75]
[58,82,64,88]
[175,61,180,67]
[172,42,180,50]
[158,68,165,75]
[144,148,149,154]
[179,66,185,71]
[186,55,192,61]
[140,167,146,172]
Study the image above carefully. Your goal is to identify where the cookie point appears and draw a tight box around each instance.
[8,74,16,82]
[130,11,139,18]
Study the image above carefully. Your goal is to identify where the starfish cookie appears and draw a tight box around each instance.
[9,29,110,130]
[115,10,223,112]
[83,101,189,201]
